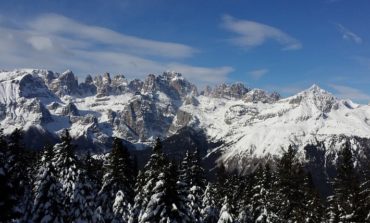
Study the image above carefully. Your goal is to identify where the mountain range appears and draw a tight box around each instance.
[1,69,370,180]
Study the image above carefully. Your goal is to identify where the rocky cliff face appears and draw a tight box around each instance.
[243,89,280,104]
[202,83,249,99]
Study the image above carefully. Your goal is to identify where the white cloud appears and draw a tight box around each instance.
[249,68,269,80]
[27,36,54,51]
[336,23,362,44]
[221,15,302,50]
[329,84,370,101]
[28,13,197,59]
[0,13,233,85]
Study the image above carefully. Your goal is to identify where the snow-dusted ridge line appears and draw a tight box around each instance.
[0,68,370,171]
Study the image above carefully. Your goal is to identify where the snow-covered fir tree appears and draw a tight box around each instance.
[275,146,307,222]
[249,164,280,223]
[188,149,207,222]
[227,173,247,219]
[327,141,363,222]
[179,150,202,222]
[326,194,340,223]
[52,129,80,221]
[240,173,258,223]
[31,146,65,223]
[97,137,135,222]
[70,169,96,222]
[201,183,219,223]
[179,150,192,187]
[302,172,325,223]
[83,151,103,194]
[112,190,131,223]
[129,170,145,223]
[140,162,194,223]
[359,156,370,221]
[214,164,228,208]
[217,197,233,223]
[0,128,16,222]
[7,128,34,220]
[131,137,167,223]
[92,206,105,223]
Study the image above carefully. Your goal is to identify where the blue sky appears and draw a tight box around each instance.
[1,0,370,102]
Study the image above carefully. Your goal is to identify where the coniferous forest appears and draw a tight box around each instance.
[1,128,370,223]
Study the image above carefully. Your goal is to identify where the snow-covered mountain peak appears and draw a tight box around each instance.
[162,71,184,81]
[0,69,59,104]
[293,84,333,98]
[285,84,337,113]
[304,84,333,97]
[0,69,46,82]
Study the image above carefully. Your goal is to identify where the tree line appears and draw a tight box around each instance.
[1,128,370,222]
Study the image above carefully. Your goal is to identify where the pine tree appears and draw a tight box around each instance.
[201,183,219,223]
[129,170,145,223]
[214,164,228,208]
[0,128,16,222]
[248,163,280,223]
[176,164,195,222]
[251,165,266,222]
[327,141,363,222]
[83,151,103,193]
[92,206,105,223]
[179,149,206,222]
[359,155,370,221]
[7,128,34,220]
[140,162,194,222]
[70,169,96,222]
[31,146,65,223]
[224,173,245,218]
[235,173,254,223]
[217,197,233,223]
[326,194,340,223]
[275,146,306,222]
[179,150,192,187]
[53,129,79,221]
[131,137,167,223]
[188,149,207,223]
[302,172,324,223]
[113,190,131,223]
[97,137,135,222]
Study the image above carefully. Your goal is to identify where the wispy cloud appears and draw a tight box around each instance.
[27,14,198,59]
[0,13,233,85]
[221,15,302,50]
[329,84,370,101]
[336,23,362,44]
[249,68,269,80]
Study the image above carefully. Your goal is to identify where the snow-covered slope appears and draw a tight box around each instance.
[1,69,370,171]
[179,84,370,172]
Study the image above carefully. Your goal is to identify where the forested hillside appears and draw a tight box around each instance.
[1,127,370,223]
